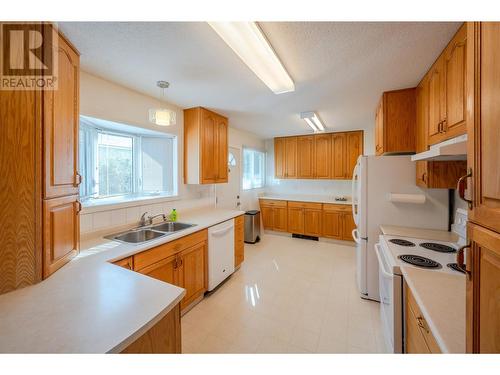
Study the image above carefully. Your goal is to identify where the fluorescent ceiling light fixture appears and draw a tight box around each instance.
[208,22,295,94]
[301,111,326,132]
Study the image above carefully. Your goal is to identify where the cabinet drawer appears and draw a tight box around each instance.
[288,201,322,210]
[406,286,441,353]
[323,203,351,212]
[259,199,287,207]
[134,229,208,271]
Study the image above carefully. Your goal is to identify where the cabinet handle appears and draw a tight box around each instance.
[456,243,471,280]
[416,316,429,333]
[75,172,82,187]
[178,257,183,267]
[457,168,473,209]
[421,172,427,183]
[76,201,82,214]
[442,118,447,132]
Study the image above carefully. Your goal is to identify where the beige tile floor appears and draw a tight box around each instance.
[181,233,387,353]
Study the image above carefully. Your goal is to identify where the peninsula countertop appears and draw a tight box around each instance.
[0,208,244,353]
[401,266,466,353]
[259,194,352,205]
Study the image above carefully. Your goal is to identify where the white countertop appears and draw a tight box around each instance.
[380,225,459,243]
[259,194,351,205]
[0,208,244,353]
[401,266,465,353]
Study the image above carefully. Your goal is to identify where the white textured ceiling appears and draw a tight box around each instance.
[59,22,461,138]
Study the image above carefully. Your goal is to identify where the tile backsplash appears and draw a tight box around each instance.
[80,196,215,235]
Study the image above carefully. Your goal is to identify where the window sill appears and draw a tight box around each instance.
[81,193,179,214]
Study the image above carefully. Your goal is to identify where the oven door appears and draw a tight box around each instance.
[374,243,403,353]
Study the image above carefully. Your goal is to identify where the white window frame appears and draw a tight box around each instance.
[79,120,177,202]
[242,147,266,190]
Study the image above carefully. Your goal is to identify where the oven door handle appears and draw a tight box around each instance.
[374,243,393,279]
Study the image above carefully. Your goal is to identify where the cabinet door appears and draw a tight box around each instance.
[216,115,228,183]
[314,134,331,179]
[284,137,297,178]
[200,110,218,183]
[322,210,342,240]
[44,34,80,198]
[42,195,80,278]
[296,136,314,178]
[416,161,429,188]
[428,58,446,145]
[342,213,356,241]
[332,133,346,179]
[139,254,178,286]
[274,138,286,178]
[273,207,288,232]
[178,242,206,309]
[466,223,500,353]
[468,22,500,233]
[304,209,322,237]
[346,131,363,179]
[260,205,274,229]
[416,79,429,153]
[444,24,467,138]
[375,100,384,155]
[287,207,304,234]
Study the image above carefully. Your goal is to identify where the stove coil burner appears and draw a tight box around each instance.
[420,242,456,253]
[389,239,416,247]
[398,254,442,269]
[447,263,466,274]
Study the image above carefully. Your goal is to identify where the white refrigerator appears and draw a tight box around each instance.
[351,155,449,301]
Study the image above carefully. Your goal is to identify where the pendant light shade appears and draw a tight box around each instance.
[149,80,176,126]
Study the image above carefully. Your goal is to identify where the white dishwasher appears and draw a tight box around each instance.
[208,219,235,291]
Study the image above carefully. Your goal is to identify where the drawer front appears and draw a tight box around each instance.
[323,203,351,212]
[134,229,208,271]
[259,199,287,208]
[406,286,441,353]
[288,201,323,210]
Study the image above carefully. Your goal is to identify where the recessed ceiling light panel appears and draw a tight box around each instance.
[300,111,326,133]
[208,22,295,94]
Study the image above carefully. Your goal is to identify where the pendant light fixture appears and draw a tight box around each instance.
[149,80,176,126]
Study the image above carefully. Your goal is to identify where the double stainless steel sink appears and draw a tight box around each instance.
[105,221,196,244]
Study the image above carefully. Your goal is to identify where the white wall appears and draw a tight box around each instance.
[264,139,352,198]
[79,71,213,234]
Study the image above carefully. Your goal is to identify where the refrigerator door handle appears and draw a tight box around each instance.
[352,229,367,243]
[351,164,359,225]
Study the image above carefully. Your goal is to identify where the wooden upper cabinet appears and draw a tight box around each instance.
[467,22,500,234]
[314,134,331,179]
[274,138,286,178]
[42,195,80,278]
[284,137,297,178]
[467,223,500,353]
[332,133,346,179]
[444,24,467,137]
[184,107,228,184]
[428,23,468,146]
[346,131,363,179]
[44,33,80,199]
[297,135,314,178]
[374,88,416,155]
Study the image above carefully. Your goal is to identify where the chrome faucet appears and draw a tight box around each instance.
[139,212,167,227]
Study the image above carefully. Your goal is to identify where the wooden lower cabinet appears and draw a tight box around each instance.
[178,242,206,310]
[134,229,208,312]
[260,199,288,232]
[114,257,133,270]
[121,303,181,354]
[42,195,80,278]
[287,206,305,234]
[322,204,355,241]
[304,208,322,237]
[234,215,244,268]
[405,284,441,353]
[466,223,500,353]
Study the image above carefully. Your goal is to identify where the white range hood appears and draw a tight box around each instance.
[411,134,467,161]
